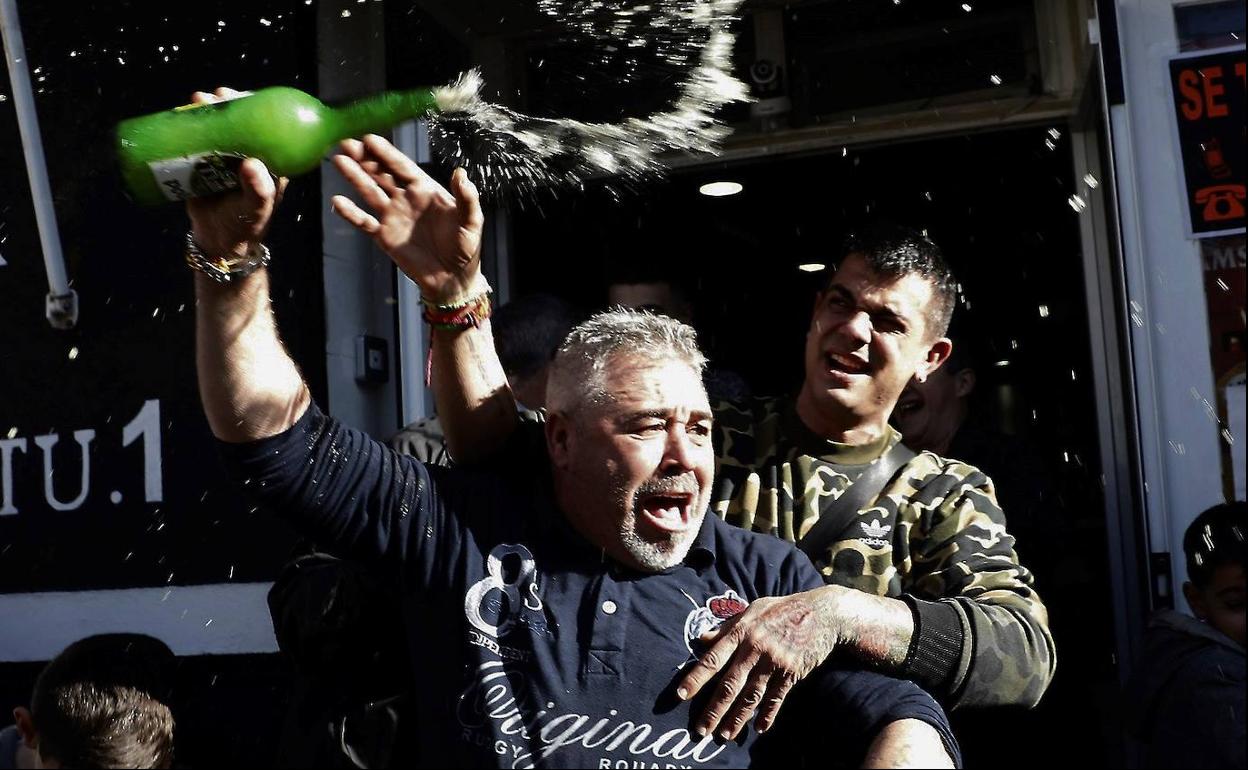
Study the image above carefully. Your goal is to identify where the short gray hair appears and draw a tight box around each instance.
[546,308,707,414]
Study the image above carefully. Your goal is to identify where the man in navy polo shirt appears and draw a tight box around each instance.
[180,91,958,767]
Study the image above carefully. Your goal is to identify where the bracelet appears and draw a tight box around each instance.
[184,231,270,284]
[419,278,493,312]
[421,288,493,388]
[422,291,492,330]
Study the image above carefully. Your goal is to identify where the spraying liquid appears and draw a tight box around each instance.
[428,0,747,199]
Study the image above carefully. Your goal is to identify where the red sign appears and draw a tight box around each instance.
[1168,47,1246,237]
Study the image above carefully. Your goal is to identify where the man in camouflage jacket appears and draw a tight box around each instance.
[694,224,1053,711]
[376,143,1053,725]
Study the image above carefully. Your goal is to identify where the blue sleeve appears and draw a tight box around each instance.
[760,667,961,767]
[216,402,466,591]
[780,545,826,595]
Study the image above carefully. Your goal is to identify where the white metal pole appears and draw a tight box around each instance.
[0,0,78,328]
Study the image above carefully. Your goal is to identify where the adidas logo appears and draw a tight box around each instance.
[859,518,891,548]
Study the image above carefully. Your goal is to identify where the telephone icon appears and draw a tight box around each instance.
[1195,184,1246,223]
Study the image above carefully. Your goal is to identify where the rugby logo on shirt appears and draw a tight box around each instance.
[464,543,548,663]
[682,589,749,655]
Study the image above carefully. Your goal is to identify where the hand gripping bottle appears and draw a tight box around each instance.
[116,78,478,205]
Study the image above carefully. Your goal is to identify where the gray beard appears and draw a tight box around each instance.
[617,508,698,572]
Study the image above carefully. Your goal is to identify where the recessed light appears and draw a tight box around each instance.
[798,263,826,273]
[699,181,743,197]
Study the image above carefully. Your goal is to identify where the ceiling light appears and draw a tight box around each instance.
[798,263,826,272]
[699,181,742,197]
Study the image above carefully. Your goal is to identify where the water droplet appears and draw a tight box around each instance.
[341,9,351,17]
[1038,304,1051,318]
[1083,173,1099,189]
[260,18,272,26]
[68,346,79,360]
[1068,194,1087,212]
[989,74,1002,85]
[961,3,973,11]
[5,427,15,439]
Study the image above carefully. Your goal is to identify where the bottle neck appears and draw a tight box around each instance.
[332,88,440,140]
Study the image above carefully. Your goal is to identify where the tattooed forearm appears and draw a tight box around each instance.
[817,585,913,669]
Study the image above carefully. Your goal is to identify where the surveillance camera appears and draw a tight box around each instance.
[749,59,780,90]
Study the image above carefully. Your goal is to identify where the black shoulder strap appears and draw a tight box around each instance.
[798,440,918,560]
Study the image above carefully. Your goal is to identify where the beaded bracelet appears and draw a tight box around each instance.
[421,290,492,330]
[420,287,493,386]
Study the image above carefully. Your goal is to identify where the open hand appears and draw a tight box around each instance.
[677,586,844,741]
[331,134,484,303]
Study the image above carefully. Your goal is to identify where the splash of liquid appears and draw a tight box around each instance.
[428,0,747,200]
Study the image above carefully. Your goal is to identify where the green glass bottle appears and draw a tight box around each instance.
[116,86,443,205]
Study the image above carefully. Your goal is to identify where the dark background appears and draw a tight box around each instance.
[0,0,326,595]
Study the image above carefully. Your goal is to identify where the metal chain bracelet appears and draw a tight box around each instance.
[184,231,271,284]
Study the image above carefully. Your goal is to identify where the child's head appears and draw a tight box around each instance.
[1182,501,1246,648]
[12,634,175,768]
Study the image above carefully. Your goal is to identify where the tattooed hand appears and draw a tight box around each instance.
[675,584,848,741]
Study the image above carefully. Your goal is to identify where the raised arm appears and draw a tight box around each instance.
[329,135,518,462]
[185,88,309,442]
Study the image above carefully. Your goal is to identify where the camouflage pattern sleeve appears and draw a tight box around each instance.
[902,459,1057,709]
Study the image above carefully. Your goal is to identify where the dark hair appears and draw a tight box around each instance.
[835,221,958,339]
[30,634,176,769]
[1184,501,1247,589]
[493,293,578,381]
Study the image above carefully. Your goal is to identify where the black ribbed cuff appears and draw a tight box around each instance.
[899,595,964,697]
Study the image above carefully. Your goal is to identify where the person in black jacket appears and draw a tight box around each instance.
[1126,501,1245,769]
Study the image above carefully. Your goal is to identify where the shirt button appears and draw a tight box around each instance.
[601,600,618,615]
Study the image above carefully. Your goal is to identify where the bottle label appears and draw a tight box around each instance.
[148,153,245,201]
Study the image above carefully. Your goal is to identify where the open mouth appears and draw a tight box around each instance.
[636,492,695,534]
[824,351,871,377]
